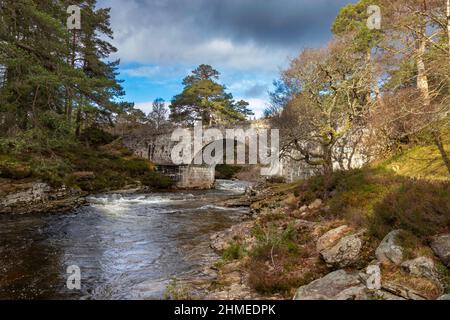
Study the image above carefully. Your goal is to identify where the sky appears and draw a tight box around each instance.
[99,0,355,118]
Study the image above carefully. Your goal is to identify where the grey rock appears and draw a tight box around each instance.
[375,230,404,265]
[210,221,254,253]
[365,265,382,290]
[438,294,450,300]
[308,199,323,210]
[317,225,352,252]
[320,234,363,268]
[294,270,367,300]
[0,181,84,215]
[401,257,437,281]
[430,234,450,266]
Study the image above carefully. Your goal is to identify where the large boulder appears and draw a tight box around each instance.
[430,234,450,266]
[294,270,367,300]
[317,225,352,252]
[375,230,404,265]
[320,234,363,268]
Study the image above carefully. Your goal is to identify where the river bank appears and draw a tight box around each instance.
[0,178,158,215]
[0,179,86,215]
[185,169,450,301]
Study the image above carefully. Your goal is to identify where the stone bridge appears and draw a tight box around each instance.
[123,122,280,189]
[123,122,370,189]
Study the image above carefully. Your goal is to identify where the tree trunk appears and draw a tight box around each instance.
[416,36,430,107]
[31,85,40,127]
[75,107,82,138]
[66,31,78,121]
[322,145,334,178]
[432,129,450,175]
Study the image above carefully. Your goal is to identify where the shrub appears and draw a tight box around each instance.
[0,159,32,180]
[247,223,313,295]
[31,158,72,187]
[222,242,246,261]
[163,278,193,300]
[118,158,154,177]
[141,171,174,189]
[79,127,116,147]
[369,180,450,239]
[248,259,320,295]
[75,170,129,192]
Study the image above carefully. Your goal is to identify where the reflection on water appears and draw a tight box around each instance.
[0,180,251,300]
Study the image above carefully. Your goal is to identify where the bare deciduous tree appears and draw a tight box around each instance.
[272,38,376,177]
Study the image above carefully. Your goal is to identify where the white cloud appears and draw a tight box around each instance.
[237,98,269,119]
[121,66,161,78]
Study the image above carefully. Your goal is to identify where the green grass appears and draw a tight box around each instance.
[381,144,450,181]
[222,242,247,262]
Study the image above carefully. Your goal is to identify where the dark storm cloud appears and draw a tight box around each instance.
[103,0,354,70]
[199,0,353,46]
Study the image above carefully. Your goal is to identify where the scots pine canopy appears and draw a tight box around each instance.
[0,0,129,136]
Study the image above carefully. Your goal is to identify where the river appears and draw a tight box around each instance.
[0,180,252,300]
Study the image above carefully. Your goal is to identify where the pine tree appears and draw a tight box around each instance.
[170,65,251,126]
[0,0,129,137]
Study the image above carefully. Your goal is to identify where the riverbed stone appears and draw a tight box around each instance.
[375,230,404,265]
[294,270,367,300]
[430,234,450,266]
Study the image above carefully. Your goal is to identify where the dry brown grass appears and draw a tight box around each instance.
[382,265,443,300]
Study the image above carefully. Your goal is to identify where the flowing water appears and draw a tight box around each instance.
[0,180,252,300]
